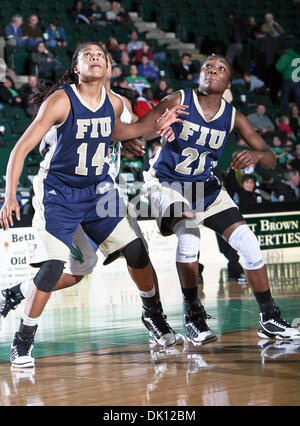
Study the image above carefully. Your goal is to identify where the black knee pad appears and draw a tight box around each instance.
[121,238,150,269]
[33,260,64,292]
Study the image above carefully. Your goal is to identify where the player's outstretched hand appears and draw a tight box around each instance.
[157,126,176,142]
[155,105,189,131]
[0,198,21,230]
[123,139,145,156]
[231,150,259,171]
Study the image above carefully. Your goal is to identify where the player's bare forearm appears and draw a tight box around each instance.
[233,111,276,169]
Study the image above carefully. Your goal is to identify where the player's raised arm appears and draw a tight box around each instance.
[231,111,276,171]
[0,90,70,230]
[110,91,187,142]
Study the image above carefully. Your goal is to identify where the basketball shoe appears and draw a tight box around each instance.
[258,306,300,340]
[0,287,24,329]
[149,311,185,346]
[184,304,217,346]
[10,321,37,368]
[142,303,176,347]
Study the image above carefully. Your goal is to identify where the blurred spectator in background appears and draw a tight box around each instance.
[225,11,247,69]
[172,53,196,82]
[253,28,280,102]
[276,46,300,110]
[125,64,150,96]
[153,77,173,100]
[111,65,123,83]
[238,174,266,207]
[276,168,300,201]
[31,41,62,79]
[108,36,121,61]
[22,15,44,46]
[134,87,159,118]
[261,13,284,38]
[71,1,90,24]
[19,75,39,116]
[243,72,266,93]
[119,51,131,76]
[105,1,130,25]
[0,76,22,106]
[87,2,104,25]
[44,18,67,47]
[127,29,143,56]
[285,139,295,163]
[270,135,287,169]
[276,115,293,138]
[289,105,300,137]
[290,142,300,172]
[247,103,275,136]
[137,54,158,83]
[4,15,27,46]
[135,41,154,66]
[247,16,258,40]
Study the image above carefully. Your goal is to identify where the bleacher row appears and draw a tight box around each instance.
[138,0,300,50]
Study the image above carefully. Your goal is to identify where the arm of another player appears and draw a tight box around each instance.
[110,91,187,142]
[0,90,70,230]
[231,111,276,171]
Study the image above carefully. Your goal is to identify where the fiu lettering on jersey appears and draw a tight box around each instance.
[179,121,226,149]
[152,88,236,183]
[75,117,112,139]
[39,84,115,188]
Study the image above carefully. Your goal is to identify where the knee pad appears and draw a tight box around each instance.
[33,260,64,292]
[173,219,200,263]
[228,224,264,270]
[121,238,150,269]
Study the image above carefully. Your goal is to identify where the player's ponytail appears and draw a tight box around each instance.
[28,42,107,116]
[28,69,78,116]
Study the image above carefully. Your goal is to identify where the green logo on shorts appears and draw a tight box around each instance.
[70,244,84,264]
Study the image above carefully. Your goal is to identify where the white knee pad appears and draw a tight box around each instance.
[228,224,264,270]
[173,219,200,263]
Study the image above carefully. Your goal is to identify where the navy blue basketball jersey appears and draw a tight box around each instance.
[40,84,115,188]
[152,88,236,184]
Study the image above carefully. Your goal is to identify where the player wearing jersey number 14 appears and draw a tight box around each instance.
[0,42,188,368]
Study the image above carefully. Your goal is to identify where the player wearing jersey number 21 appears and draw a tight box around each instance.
[0,43,188,368]
[143,54,300,345]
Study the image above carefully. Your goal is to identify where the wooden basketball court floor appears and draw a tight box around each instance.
[1,258,300,407]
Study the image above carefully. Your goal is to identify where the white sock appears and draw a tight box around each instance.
[139,287,156,298]
[22,312,40,327]
[20,278,34,298]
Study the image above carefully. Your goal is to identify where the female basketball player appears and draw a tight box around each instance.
[0,55,184,350]
[143,54,300,345]
[0,43,188,367]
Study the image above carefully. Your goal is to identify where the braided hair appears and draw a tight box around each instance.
[29,42,108,115]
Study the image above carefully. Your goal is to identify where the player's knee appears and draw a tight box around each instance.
[173,219,200,263]
[33,260,65,292]
[228,224,264,270]
[121,238,150,269]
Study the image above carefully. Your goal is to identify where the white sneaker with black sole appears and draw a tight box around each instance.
[258,306,300,340]
[184,305,217,346]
